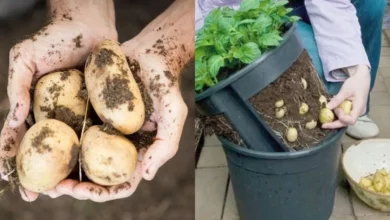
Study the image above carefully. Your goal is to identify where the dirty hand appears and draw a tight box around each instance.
[0,0,117,202]
[322,64,371,129]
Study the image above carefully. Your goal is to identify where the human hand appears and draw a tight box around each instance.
[0,0,117,201]
[322,65,371,129]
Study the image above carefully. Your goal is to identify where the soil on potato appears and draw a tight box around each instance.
[95,48,116,68]
[102,75,135,111]
[41,106,92,135]
[249,50,331,150]
[99,123,123,136]
[127,130,157,149]
[129,58,154,121]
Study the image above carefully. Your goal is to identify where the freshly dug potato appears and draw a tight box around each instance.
[34,69,86,122]
[16,119,80,193]
[81,126,138,186]
[85,39,145,135]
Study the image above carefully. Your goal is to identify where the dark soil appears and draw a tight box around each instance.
[99,124,123,136]
[68,144,79,171]
[77,81,88,101]
[129,58,154,121]
[72,34,82,49]
[249,50,331,150]
[101,75,135,111]
[31,126,54,154]
[94,48,116,68]
[42,106,92,135]
[60,70,71,81]
[201,114,244,146]
[127,130,157,149]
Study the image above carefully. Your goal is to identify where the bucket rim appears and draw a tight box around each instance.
[220,128,346,159]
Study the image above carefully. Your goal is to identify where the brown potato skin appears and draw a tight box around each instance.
[85,39,145,135]
[81,126,138,186]
[16,119,80,193]
[33,69,86,122]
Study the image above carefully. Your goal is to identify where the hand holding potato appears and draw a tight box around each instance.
[321,64,370,129]
[0,0,117,202]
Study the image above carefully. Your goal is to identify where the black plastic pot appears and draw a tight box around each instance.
[220,128,346,220]
[195,23,303,152]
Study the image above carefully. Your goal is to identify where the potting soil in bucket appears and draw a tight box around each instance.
[220,128,345,220]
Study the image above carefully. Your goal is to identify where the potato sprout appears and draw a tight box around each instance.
[301,78,307,90]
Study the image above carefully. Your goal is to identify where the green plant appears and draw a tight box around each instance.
[195,0,300,92]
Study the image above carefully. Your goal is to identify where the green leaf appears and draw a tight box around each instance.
[271,0,288,8]
[207,55,225,77]
[218,17,236,33]
[289,15,301,22]
[240,0,260,11]
[253,13,272,31]
[236,19,256,26]
[258,31,283,46]
[236,42,261,64]
[204,8,222,30]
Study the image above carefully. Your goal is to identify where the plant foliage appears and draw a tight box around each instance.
[195,0,299,92]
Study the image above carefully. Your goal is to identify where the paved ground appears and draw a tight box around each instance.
[0,1,195,220]
[196,30,390,220]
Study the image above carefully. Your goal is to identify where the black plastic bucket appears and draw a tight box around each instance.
[196,23,303,152]
[220,128,346,220]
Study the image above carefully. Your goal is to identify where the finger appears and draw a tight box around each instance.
[0,120,26,180]
[327,90,349,110]
[333,108,355,125]
[19,187,39,202]
[321,120,348,129]
[107,151,144,200]
[141,120,157,131]
[42,188,63,199]
[56,179,88,200]
[73,182,109,203]
[349,98,365,122]
[142,96,188,181]
[7,45,34,128]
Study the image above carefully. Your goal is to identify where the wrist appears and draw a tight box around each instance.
[342,64,370,77]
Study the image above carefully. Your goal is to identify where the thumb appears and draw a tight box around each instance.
[7,46,34,128]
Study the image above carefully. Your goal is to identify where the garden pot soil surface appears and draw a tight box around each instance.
[204,50,331,151]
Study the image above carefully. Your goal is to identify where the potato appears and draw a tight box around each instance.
[339,100,352,115]
[286,127,298,142]
[299,103,309,115]
[373,172,386,192]
[319,108,334,124]
[359,177,373,188]
[275,108,285,118]
[16,119,80,193]
[275,100,284,108]
[34,69,86,123]
[305,120,317,130]
[85,39,145,135]
[81,126,138,186]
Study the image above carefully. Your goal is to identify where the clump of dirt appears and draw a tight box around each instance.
[129,59,154,121]
[95,48,116,68]
[31,126,54,154]
[127,130,156,149]
[72,34,83,48]
[68,144,79,171]
[99,124,122,136]
[102,75,135,111]
[249,50,331,150]
[40,106,92,135]
[77,81,88,101]
[60,70,71,81]
[164,70,177,87]
[2,137,15,152]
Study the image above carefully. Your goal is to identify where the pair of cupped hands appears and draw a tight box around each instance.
[0,9,187,202]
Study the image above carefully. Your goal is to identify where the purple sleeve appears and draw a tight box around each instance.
[305,0,371,82]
